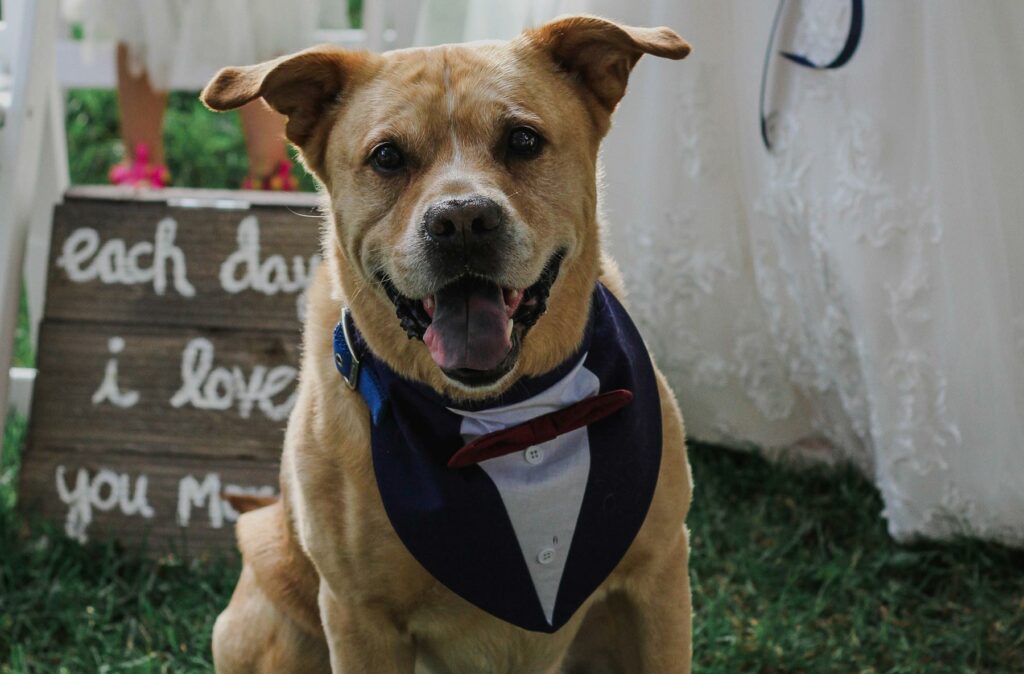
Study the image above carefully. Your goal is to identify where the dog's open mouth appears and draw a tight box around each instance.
[379,252,564,386]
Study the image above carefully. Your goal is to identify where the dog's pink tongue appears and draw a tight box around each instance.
[424,281,510,371]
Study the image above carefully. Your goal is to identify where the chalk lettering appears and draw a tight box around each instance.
[218,215,320,319]
[57,218,195,297]
[169,337,297,420]
[55,466,154,543]
[91,336,140,408]
[176,473,276,528]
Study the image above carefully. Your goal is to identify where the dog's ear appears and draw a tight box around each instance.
[526,15,690,114]
[201,46,370,178]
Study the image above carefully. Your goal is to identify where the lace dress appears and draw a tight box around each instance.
[66,0,322,89]
[416,0,1024,547]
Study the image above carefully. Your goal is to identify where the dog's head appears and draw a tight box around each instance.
[202,16,689,398]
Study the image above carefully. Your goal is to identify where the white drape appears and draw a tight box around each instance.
[425,0,1024,547]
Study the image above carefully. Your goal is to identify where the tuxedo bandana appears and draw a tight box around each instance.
[334,283,662,633]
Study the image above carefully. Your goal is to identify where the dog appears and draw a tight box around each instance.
[201,15,692,673]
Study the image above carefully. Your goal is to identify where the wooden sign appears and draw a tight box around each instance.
[19,187,321,555]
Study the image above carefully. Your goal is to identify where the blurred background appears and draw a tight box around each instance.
[1,1,1023,672]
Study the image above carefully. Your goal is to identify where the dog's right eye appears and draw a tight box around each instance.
[507,127,543,159]
[369,143,405,174]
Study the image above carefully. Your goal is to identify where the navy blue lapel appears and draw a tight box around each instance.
[552,287,662,627]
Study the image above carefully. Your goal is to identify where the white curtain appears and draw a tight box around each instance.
[414,0,1024,547]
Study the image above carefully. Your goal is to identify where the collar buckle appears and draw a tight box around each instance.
[338,307,361,390]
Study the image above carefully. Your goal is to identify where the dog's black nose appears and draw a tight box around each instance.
[423,197,503,245]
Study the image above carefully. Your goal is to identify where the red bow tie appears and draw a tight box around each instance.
[447,389,634,468]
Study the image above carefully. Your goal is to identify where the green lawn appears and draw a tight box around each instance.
[3,423,1022,673]
[1,89,1023,672]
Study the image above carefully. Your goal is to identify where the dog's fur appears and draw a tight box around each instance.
[202,16,693,673]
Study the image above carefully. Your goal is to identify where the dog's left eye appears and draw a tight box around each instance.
[370,143,405,174]
[507,127,543,159]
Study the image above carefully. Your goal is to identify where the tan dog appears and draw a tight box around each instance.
[202,15,692,673]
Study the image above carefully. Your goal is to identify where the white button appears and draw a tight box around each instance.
[524,446,545,465]
[537,547,556,565]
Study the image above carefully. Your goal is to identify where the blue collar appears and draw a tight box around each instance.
[333,307,386,423]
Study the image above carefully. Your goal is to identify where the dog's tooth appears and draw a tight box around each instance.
[506,319,514,340]
[423,295,435,317]
[504,288,524,317]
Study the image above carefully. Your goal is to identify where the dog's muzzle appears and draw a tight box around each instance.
[378,250,564,386]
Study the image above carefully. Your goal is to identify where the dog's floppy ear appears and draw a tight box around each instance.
[201,46,369,178]
[526,15,690,114]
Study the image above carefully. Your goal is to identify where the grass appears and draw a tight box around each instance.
[2,412,238,673]
[2,427,1022,672]
[1,90,1022,672]
[688,449,1024,673]
[12,289,32,369]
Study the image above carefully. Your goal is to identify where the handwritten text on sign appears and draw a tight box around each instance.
[91,334,298,420]
[24,194,322,553]
[59,215,315,420]
[55,465,276,543]
[57,215,321,318]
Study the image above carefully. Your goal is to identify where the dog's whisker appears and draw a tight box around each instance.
[286,207,325,219]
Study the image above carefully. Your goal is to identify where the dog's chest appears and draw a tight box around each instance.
[407,587,587,674]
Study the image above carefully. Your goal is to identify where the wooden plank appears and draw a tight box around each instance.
[44,197,323,331]
[63,184,322,209]
[18,446,279,555]
[28,321,302,460]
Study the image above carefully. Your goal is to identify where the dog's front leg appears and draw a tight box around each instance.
[319,581,416,673]
[626,535,693,673]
